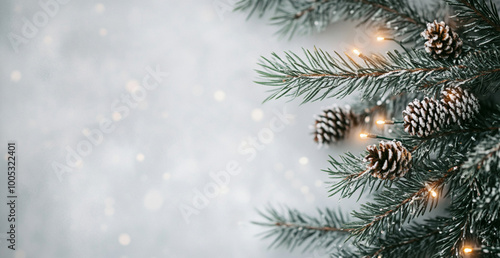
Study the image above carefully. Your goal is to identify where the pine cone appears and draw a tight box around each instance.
[364,141,412,180]
[440,86,480,126]
[313,105,358,145]
[403,97,444,137]
[421,20,463,59]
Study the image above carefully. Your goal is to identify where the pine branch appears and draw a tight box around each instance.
[253,206,350,252]
[325,152,395,200]
[364,221,444,257]
[405,105,500,163]
[257,48,500,104]
[331,219,447,257]
[447,0,500,48]
[237,0,434,41]
[462,132,500,224]
[346,159,462,244]
[433,131,500,257]
[258,48,461,103]
[422,50,500,95]
[433,185,473,257]
[463,131,500,172]
[370,228,441,257]
[234,0,283,18]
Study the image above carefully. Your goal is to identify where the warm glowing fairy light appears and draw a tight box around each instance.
[463,247,473,253]
[353,49,361,56]
[430,190,438,198]
[376,120,401,125]
[377,36,385,41]
[360,133,377,139]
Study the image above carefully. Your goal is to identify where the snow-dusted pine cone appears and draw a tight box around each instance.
[421,20,463,59]
[313,105,358,145]
[364,141,412,180]
[440,86,480,126]
[403,97,444,137]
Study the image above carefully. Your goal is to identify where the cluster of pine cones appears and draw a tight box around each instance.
[311,86,478,180]
[309,21,476,181]
[403,86,480,137]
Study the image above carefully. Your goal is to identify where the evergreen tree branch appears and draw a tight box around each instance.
[253,206,350,252]
[454,0,500,31]
[462,132,500,225]
[434,185,473,257]
[421,51,500,95]
[325,152,395,200]
[234,0,283,18]
[332,219,448,257]
[273,222,350,233]
[237,0,434,40]
[406,105,500,162]
[258,48,458,102]
[347,161,462,244]
[447,0,500,48]
[370,226,443,257]
[433,132,500,257]
[257,49,500,104]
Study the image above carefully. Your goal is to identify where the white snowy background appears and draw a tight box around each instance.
[0,1,397,257]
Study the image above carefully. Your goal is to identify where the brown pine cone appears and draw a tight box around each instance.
[364,141,412,180]
[403,97,445,137]
[421,20,463,59]
[313,105,358,145]
[440,86,480,126]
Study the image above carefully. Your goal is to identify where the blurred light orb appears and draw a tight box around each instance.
[118,234,131,246]
[43,36,53,44]
[251,108,263,121]
[82,128,90,136]
[299,156,309,165]
[95,3,105,13]
[11,70,22,82]
[300,185,309,194]
[162,173,171,180]
[112,111,122,121]
[144,190,164,211]
[99,28,108,36]
[136,153,145,162]
[214,90,226,101]
[126,80,140,93]
[219,185,230,194]
[14,250,26,258]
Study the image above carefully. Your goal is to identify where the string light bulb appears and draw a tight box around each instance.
[430,190,438,198]
[359,133,395,140]
[463,247,473,253]
[376,119,403,125]
[377,36,385,41]
[353,49,361,56]
[359,133,380,139]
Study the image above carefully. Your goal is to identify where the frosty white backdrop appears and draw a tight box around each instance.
[0,1,395,257]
